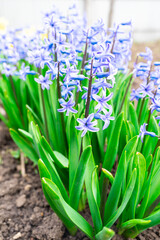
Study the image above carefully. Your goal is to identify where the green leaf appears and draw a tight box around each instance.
[0,111,9,127]
[139,98,149,126]
[142,115,159,158]
[136,148,157,218]
[95,227,115,240]
[10,129,39,163]
[143,209,160,228]
[69,117,81,192]
[38,159,51,180]
[92,166,101,207]
[10,149,20,159]
[43,178,94,239]
[118,120,128,157]
[41,178,77,235]
[30,121,41,144]
[128,152,146,219]
[126,120,136,139]
[18,129,33,143]
[26,105,43,130]
[105,168,137,228]
[104,137,138,225]
[38,146,69,202]
[118,219,151,235]
[84,135,103,234]
[104,151,127,225]
[103,112,124,171]
[70,146,91,210]
[128,102,139,135]
[40,136,69,168]
[54,151,69,168]
[145,162,160,212]
[102,168,114,185]
[123,209,160,238]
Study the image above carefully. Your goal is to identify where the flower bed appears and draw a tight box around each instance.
[0,4,160,240]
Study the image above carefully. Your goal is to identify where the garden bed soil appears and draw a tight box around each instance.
[0,41,160,240]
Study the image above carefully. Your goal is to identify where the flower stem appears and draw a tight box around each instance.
[57,62,61,99]
[153,137,160,157]
[57,62,68,153]
[79,58,93,163]
[54,29,57,62]
[80,34,88,74]
[118,75,133,115]
[138,63,152,123]
[138,97,145,124]
[76,34,88,105]
[37,68,50,143]
[110,26,118,53]
[40,87,50,143]
[100,177,109,222]
[85,58,94,118]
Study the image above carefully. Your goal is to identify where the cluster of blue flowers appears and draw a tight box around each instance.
[131,47,160,140]
[0,27,37,79]
[0,4,133,137]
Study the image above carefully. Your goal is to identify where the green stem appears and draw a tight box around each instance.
[75,34,88,105]
[118,75,133,115]
[37,68,50,143]
[138,98,145,124]
[80,35,88,75]
[40,87,50,143]
[138,64,152,124]
[152,138,160,158]
[57,62,68,153]
[54,29,57,62]
[57,62,61,99]
[85,58,93,118]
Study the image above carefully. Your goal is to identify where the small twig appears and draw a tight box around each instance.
[20,152,26,177]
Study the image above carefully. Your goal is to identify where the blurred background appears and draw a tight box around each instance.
[0,0,160,43]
